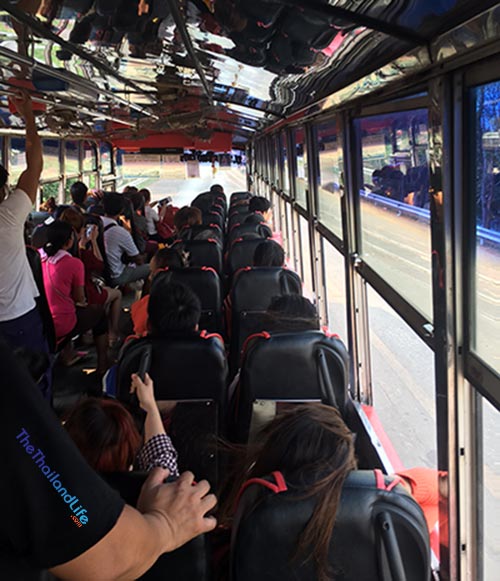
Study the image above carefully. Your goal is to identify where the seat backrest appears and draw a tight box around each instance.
[226,238,265,276]
[229,267,302,374]
[173,238,223,273]
[227,222,271,247]
[157,267,223,334]
[231,470,430,581]
[103,471,210,581]
[233,330,349,442]
[230,191,252,204]
[116,335,228,484]
[202,209,224,229]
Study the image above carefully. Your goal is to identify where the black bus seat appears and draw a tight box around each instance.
[230,191,253,204]
[228,266,302,375]
[227,222,271,248]
[116,335,228,485]
[173,238,223,274]
[155,266,223,334]
[231,469,430,581]
[226,238,265,277]
[201,209,225,230]
[231,330,349,442]
[103,471,210,581]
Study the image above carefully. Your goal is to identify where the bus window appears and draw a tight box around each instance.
[299,215,313,298]
[83,141,97,173]
[482,397,500,580]
[366,284,437,470]
[65,141,79,175]
[9,137,26,185]
[293,127,308,208]
[317,121,342,237]
[322,239,348,342]
[42,139,60,181]
[65,176,79,202]
[281,132,289,194]
[272,191,281,234]
[285,201,296,271]
[470,81,500,374]
[356,110,432,318]
[100,142,113,176]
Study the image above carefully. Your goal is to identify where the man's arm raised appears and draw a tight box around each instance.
[13,92,43,204]
[49,469,217,580]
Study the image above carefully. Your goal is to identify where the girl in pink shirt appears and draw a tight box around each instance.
[40,221,109,374]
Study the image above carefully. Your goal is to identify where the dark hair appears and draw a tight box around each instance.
[70,181,88,206]
[64,398,142,473]
[123,185,138,194]
[249,196,271,214]
[0,164,8,189]
[152,247,186,271]
[265,295,319,332]
[253,240,285,267]
[139,188,151,203]
[131,191,145,213]
[59,206,85,233]
[148,278,201,335]
[103,192,124,216]
[210,184,224,194]
[43,220,74,257]
[220,404,357,581]
[174,206,202,231]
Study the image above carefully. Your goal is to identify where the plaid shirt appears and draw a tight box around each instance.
[136,433,179,477]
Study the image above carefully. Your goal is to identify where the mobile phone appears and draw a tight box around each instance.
[137,346,152,382]
[86,225,94,238]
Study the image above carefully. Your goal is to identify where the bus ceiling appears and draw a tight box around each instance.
[0,1,497,150]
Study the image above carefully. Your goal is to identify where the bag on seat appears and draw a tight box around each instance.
[232,330,349,442]
[231,469,430,581]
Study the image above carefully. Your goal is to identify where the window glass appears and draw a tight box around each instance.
[482,396,500,580]
[317,121,342,236]
[41,181,59,203]
[367,284,437,469]
[470,81,500,374]
[272,191,281,234]
[9,137,26,184]
[42,139,60,181]
[281,132,289,193]
[294,127,308,208]
[65,141,79,175]
[65,176,79,203]
[83,141,96,172]
[322,239,348,342]
[100,142,112,175]
[273,135,280,188]
[88,173,97,190]
[356,110,432,318]
[299,215,314,298]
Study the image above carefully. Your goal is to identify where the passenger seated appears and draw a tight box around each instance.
[253,239,285,267]
[64,372,179,476]
[244,196,273,233]
[40,220,109,374]
[101,192,150,287]
[131,247,187,337]
[39,196,57,214]
[218,404,357,581]
[69,180,88,213]
[130,191,149,252]
[174,206,219,242]
[60,207,122,346]
[264,294,319,333]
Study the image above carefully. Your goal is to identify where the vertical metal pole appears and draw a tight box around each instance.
[428,75,460,581]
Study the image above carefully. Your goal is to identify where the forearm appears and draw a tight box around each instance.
[91,239,103,262]
[25,114,43,175]
[50,506,167,580]
[143,404,166,442]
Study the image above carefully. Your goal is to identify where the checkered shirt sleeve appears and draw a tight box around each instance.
[136,433,179,477]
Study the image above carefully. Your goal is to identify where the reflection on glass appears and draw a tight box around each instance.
[482,397,500,580]
[367,284,437,469]
[285,201,296,271]
[294,127,308,208]
[471,81,500,374]
[100,143,113,175]
[65,141,79,175]
[42,139,60,180]
[322,239,348,342]
[9,137,26,184]
[317,121,342,236]
[83,141,96,172]
[357,109,432,318]
[281,132,289,193]
[299,215,314,299]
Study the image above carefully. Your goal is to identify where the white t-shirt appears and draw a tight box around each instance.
[144,205,159,235]
[101,216,140,280]
[0,189,39,321]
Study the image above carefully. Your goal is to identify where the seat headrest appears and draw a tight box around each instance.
[117,335,227,403]
[231,267,302,311]
[240,330,349,411]
[232,470,430,581]
[228,239,267,274]
[160,267,221,306]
